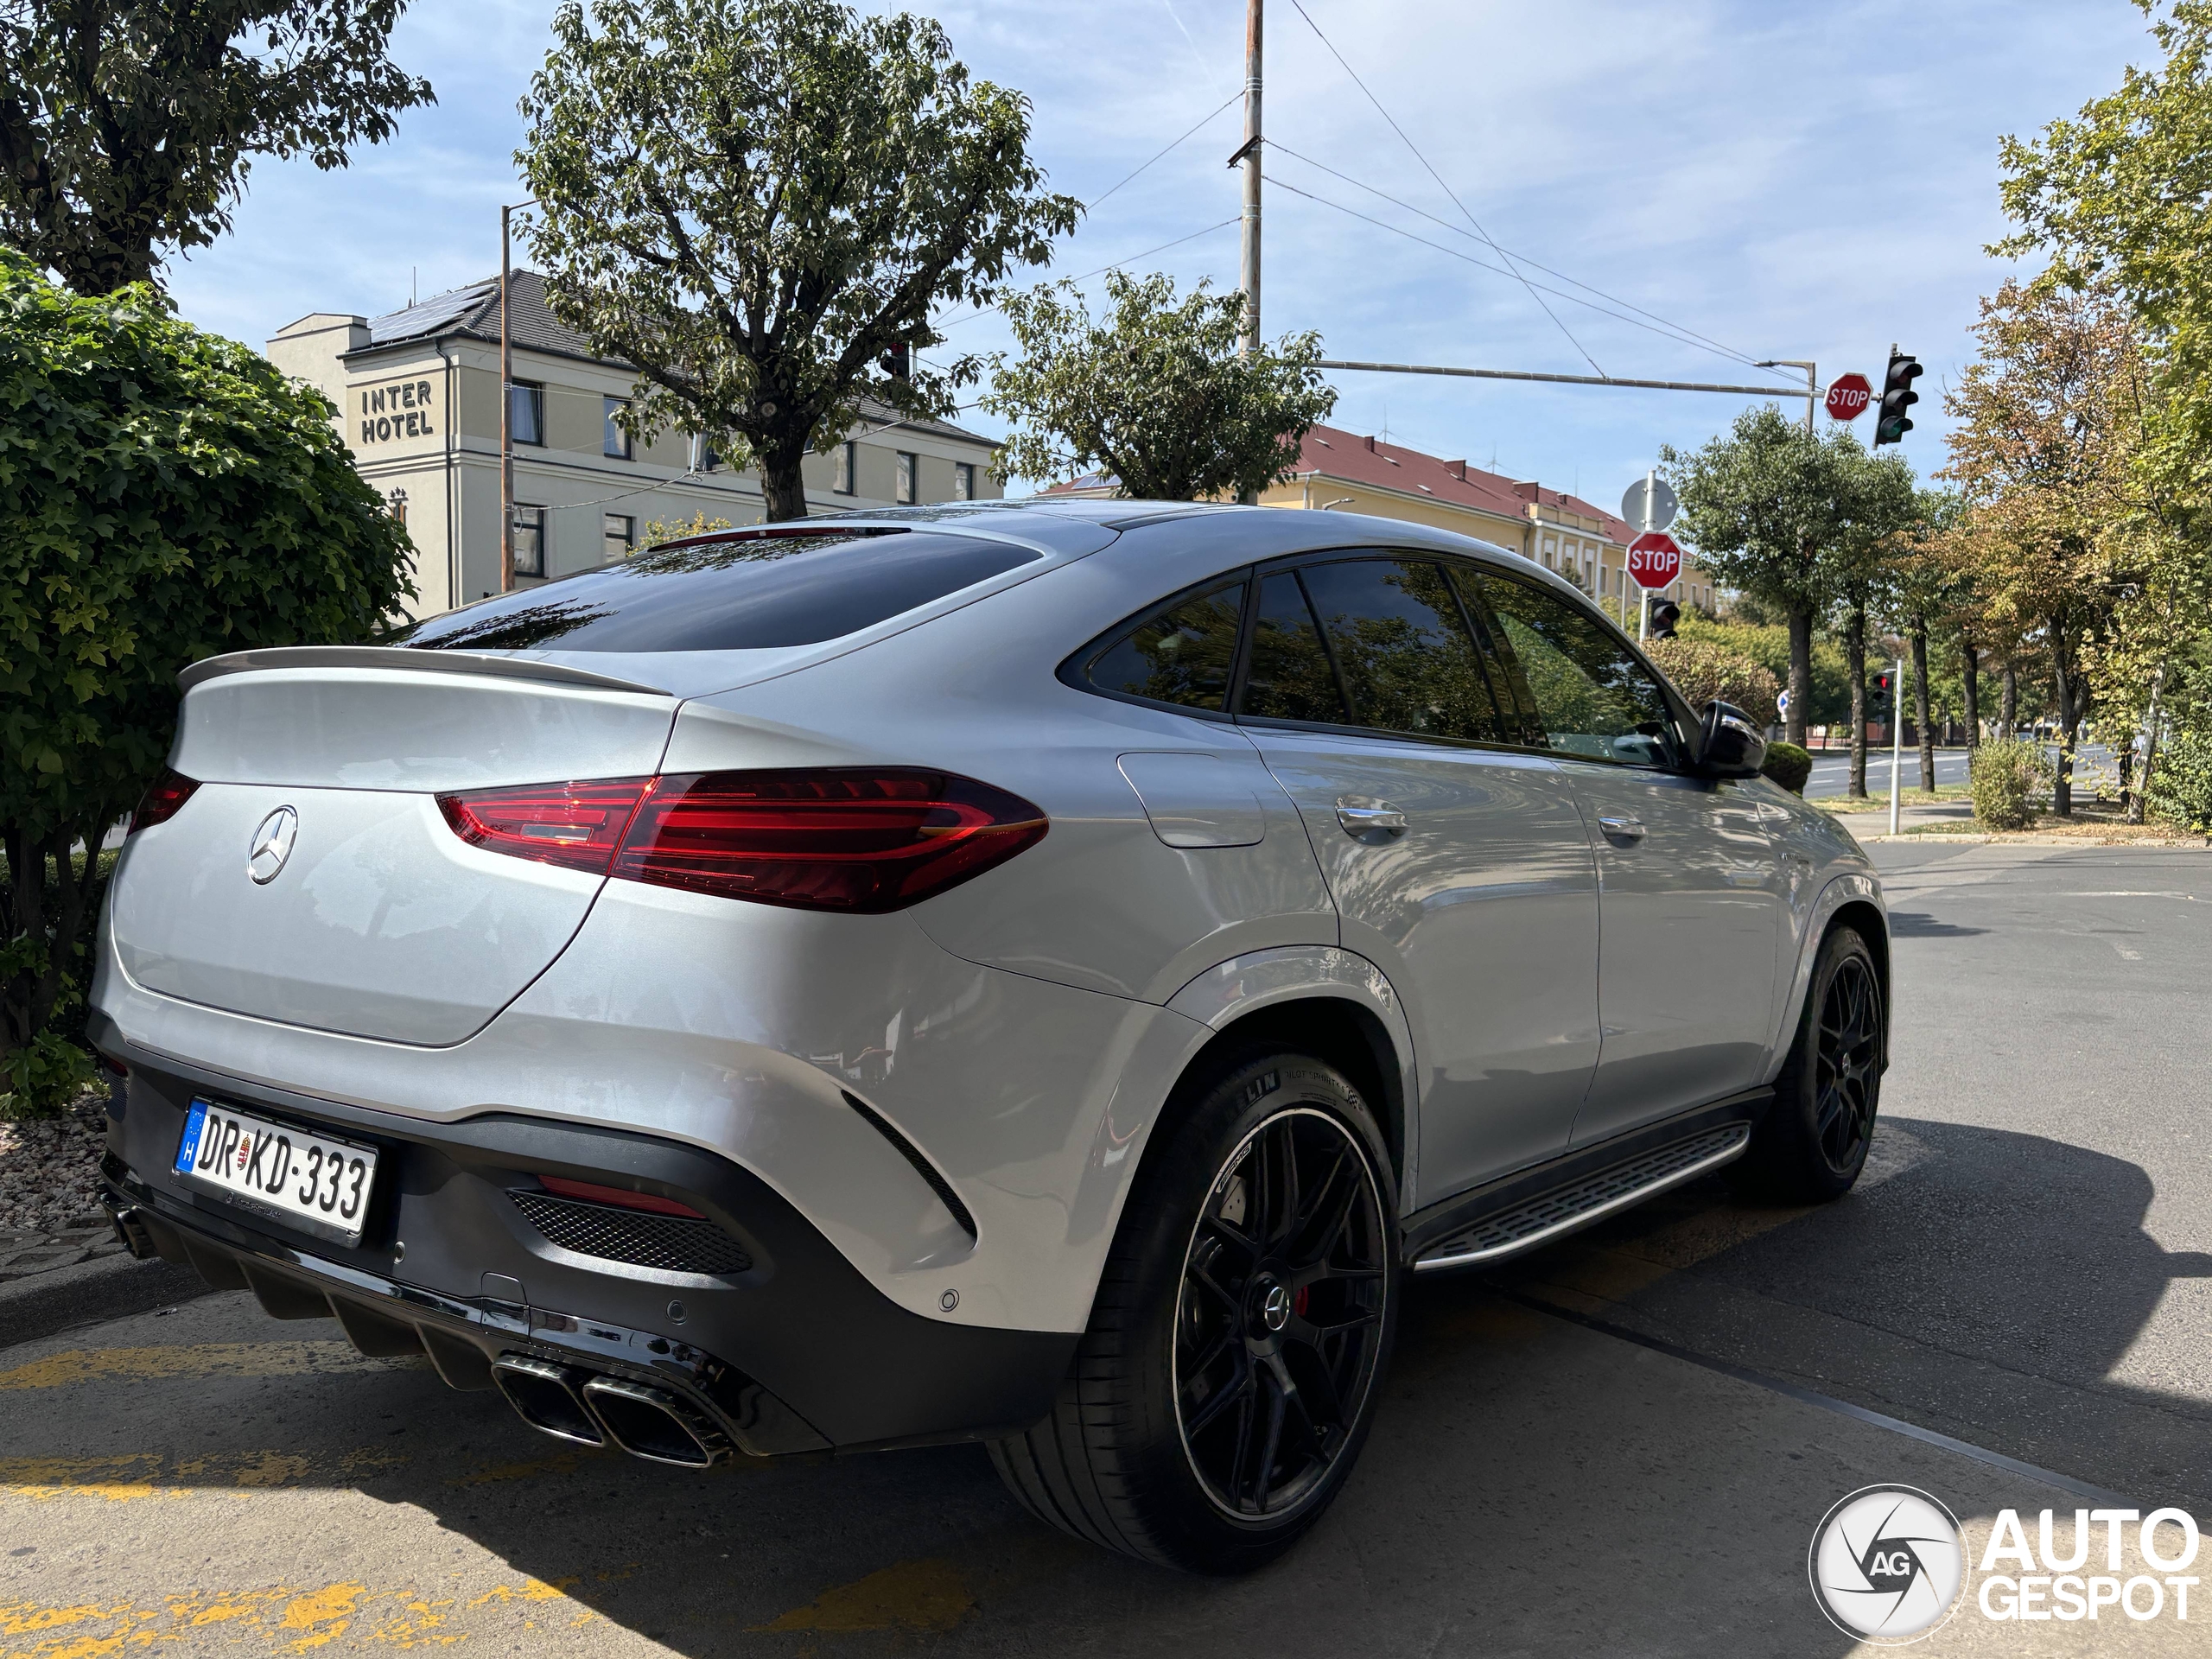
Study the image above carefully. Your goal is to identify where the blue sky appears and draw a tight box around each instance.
[168,0,2154,512]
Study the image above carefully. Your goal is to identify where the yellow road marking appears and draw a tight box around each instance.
[1,1447,404,1501]
[0,1342,421,1391]
[1,1577,582,1655]
[755,1558,974,1634]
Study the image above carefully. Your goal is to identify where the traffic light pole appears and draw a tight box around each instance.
[1889,655,1905,836]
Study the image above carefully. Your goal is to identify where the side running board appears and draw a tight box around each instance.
[1413,1122,1751,1273]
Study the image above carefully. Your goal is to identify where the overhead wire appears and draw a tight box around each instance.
[1285,0,1607,377]
[1263,140,1784,376]
[934,218,1239,329]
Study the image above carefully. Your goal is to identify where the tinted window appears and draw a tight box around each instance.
[1239,572,1349,724]
[1298,558,1507,743]
[1475,573,1682,766]
[1086,580,1246,712]
[395,530,1040,653]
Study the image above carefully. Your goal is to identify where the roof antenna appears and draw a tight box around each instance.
[410,266,417,307]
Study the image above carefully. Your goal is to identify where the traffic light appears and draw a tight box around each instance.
[1874,349,1921,447]
[881,341,912,381]
[1872,671,1891,696]
[1649,600,1681,639]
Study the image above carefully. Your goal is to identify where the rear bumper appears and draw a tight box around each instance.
[97,1046,1075,1457]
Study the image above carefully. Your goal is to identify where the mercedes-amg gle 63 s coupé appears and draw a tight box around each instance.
[92,500,1887,1573]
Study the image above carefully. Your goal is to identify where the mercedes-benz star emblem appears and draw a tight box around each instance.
[247,806,298,885]
[1261,1283,1291,1332]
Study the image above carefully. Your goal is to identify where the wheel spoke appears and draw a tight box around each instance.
[1184,1349,1255,1440]
[1245,1366,1289,1510]
[1187,1255,1243,1313]
[1263,1122,1301,1249]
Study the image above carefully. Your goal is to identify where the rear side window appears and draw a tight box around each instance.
[1084,579,1246,712]
[394,529,1041,653]
[1298,558,1508,743]
[1238,572,1350,724]
[1474,572,1683,766]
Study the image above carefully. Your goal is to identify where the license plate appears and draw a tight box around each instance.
[173,1099,379,1245]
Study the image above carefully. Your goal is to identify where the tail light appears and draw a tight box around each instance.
[436,768,1046,913]
[537,1175,705,1218]
[437,779,652,875]
[130,768,200,835]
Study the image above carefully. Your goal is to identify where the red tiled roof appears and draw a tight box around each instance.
[1289,423,1633,543]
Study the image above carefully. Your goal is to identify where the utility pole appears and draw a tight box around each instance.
[500,202,517,595]
[1637,467,1655,641]
[1888,653,1905,836]
[1239,0,1262,357]
[1758,359,1817,435]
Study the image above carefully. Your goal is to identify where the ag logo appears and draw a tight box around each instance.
[1808,1484,1966,1643]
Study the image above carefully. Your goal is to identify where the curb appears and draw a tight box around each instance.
[0,1249,215,1350]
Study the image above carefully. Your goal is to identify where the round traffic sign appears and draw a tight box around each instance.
[1777,690,1792,715]
[1825,372,1872,422]
[1621,476,1678,533]
[1626,531,1682,590]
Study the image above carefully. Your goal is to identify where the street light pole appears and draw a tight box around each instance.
[1758,359,1818,435]
[1889,654,1905,836]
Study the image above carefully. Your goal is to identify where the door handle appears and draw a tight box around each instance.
[1335,798,1408,838]
[1597,814,1647,843]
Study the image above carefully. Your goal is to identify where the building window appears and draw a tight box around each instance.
[834,441,856,495]
[512,505,545,577]
[1541,535,1558,565]
[896,450,917,505]
[603,513,633,563]
[508,381,543,446]
[955,461,976,500]
[603,397,632,459]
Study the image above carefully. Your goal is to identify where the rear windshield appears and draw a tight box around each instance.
[393,529,1042,653]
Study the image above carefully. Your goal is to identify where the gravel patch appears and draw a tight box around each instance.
[0,1087,111,1236]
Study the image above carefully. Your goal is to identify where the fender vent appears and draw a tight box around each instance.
[510,1190,752,1275]
[841,1090,977,1239]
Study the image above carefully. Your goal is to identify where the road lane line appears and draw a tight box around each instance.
[1498,1287,2134,1507]
[753,1558,976,1635]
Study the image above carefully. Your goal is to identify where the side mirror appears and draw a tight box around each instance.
[1698,699,1767,779]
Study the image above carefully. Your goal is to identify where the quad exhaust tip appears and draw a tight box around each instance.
[492,1354,730,1467]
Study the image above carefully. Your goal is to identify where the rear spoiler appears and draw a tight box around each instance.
[177,645,671,697]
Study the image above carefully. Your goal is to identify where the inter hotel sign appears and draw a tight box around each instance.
[357,376,436,446]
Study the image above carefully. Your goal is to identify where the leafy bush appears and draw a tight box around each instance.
[1,256,414,1117]
[1970,737,2050,830]
[1760,741,1813,794]
[1644,637,1781,727]
[2148,728,2212,832]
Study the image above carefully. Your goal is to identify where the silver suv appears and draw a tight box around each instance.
[92,501,1886,1573]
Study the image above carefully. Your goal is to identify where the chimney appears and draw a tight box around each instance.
[1362,434,1376,452]
[1444,460,1466,481]
[1511,480,1541,502]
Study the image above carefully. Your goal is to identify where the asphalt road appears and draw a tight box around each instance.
[7,838,2212,1656]
[1804,742,2116,799]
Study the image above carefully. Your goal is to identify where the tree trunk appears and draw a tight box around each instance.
[2050,656,2083,817]
[1785,606,1812,748]
[758,440,811,522]
[1910,619,1934,792]
[1961,642,1980,751]
[1847,604,1868,799]
[1999,660,2018,734]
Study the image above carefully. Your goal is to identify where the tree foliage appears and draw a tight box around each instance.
[1643,637,1779,727]
[982,270,1337,501]
[519,0,1077,521]
[0,0,433,295]
[0,255,413,1116]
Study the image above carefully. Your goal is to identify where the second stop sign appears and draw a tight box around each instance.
[1627,531,1682,589]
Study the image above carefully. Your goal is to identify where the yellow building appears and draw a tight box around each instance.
[269,270,1001,618]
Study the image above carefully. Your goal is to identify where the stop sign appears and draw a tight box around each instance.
[1826,372,1872,422]
[1626,531,1681,590]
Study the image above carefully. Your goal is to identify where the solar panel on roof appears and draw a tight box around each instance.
[365,280,497,345]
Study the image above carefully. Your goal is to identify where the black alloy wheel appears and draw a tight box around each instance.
[1732,924,1885,1204]
[1173,1108,1389,1519]
[988,1050,1400,1573]
[1814,952,1882,1173]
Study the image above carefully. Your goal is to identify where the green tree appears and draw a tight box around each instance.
[0,257,413,1116]
[1826,442,1920,798]
[519,0,1077,522]
[1885,487,1968,791]
[1661,406,1860,747]
[0,0,433,296]
[982,270,1337,501]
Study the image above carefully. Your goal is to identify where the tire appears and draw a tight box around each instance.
[1733,925,1885,1204]
[989,1048,1400,1573]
